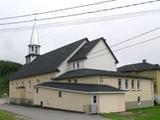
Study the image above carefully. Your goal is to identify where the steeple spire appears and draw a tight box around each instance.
[25,15,41,64]
[30,18,39,45]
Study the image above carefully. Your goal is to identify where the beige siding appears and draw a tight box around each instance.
[34,88,91,112]
[84,40,117,71]
[34,87,125,113]
[9,72,55,99]
[99,94,125,113]
[99,76,118,88]
[54,75,154,107]
[156,70,160,96]
[100,76,154,108]
[126,70,159,95]
[125,80,154,102]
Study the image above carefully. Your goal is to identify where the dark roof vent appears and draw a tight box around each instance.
[142,59,146,63]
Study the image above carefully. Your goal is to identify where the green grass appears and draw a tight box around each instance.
[0,111,15,120]
[0,111,24,120]
[100,106,160,120]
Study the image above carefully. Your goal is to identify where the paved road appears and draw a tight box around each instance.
[0,98,8,104]
[0,104,106,120]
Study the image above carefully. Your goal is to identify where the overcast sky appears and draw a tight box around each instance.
[0,0,160,66]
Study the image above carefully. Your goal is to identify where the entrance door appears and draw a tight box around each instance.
[19,87,26,104]
[91,95,97,114]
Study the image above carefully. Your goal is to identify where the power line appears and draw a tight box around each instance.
[0,0,118,21]
[111,26,160,47]
[85,25,160,56]
[88,36,160,60]
[0,0,159,26]
[0,9,160,33]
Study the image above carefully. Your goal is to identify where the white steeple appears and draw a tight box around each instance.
[25,17,41,64]
[30,18,39,45]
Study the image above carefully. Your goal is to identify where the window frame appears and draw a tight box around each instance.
[59,91,62,98]
[118,79,122,89]
[125,79,129,90]
[131,80,135,90]
[137,80,141,90]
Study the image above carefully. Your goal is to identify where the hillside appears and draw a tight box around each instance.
[0,60,22,97]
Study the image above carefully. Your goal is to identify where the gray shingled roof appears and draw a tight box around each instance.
[35,82,124,93]
[68,38,101,62]
[118,61,160,72]
[68,37,119,63]
[10,38,88,80]
[54,68,153,80]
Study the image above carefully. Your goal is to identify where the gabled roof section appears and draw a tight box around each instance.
[68,37,119,63]
[68,38,101,62]
[10,38,88,80]
[54,68,153,80]
[35,82,125,93]
[118,61,160,72]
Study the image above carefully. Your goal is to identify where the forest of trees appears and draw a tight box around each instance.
[0,60,22,97]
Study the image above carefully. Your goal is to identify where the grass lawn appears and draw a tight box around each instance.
[100,106,160,120]
[0,111,24,120]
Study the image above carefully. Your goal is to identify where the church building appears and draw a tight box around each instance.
[9,20,154,113]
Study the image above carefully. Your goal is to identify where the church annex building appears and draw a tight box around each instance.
[9,23,154,113]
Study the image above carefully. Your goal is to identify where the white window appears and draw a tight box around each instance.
[137,96,141,105]
[118,79,122,89]
[125,79,128,90]
[137,80,140,90]
[92,95,97,104]
[131,80,135,90]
